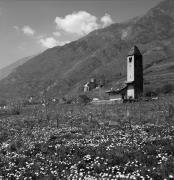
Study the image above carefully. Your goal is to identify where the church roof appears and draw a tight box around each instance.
[128,46,142,56]
[125,80,135,85]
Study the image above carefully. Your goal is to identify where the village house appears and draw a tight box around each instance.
[84,78,97,92]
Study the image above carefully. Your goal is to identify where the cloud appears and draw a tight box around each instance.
[14,25,36,36]
[38,37,57,48]
[53,31,61,37]
[22,26,35,36]
[58,40,70,46]
[101,13,114,28]
[13,26,20,31]
[55,11,99,36]
[38,37,69,48]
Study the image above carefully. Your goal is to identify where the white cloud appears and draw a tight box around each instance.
[55,11,99,36]
[101,13,114,28]
[22,26,35,36]
[13,25,19,31]
[38,37,69,48]
[39,37,57,48]
[53,31,61,37]
[59,40,70,46]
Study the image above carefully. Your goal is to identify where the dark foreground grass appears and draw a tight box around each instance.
[0,95,174,179]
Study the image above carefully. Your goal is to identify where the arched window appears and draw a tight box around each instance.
[129,57,132,63]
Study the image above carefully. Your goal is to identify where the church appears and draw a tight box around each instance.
[106,45,143,100]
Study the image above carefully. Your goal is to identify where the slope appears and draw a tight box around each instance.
[0,56,34,81]
[0,0,174,99]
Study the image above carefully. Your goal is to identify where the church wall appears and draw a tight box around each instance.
[134,55,143,98]
[127,85,135,99]
[127,56,134,82]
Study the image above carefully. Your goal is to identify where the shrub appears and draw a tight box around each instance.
[145,90,157,97]
[78,94,91,104]
[0,131,9,143]
[161,83,173,94]
[8,100,23,115]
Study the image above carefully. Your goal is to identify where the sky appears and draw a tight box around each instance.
[0,0,162,69]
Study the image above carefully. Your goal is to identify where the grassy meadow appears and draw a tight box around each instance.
[0,95,174,179]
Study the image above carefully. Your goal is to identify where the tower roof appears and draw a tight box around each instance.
[128,46,142,56]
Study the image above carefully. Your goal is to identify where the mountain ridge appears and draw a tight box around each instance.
[0,0,174,99]
[0,55,35,81]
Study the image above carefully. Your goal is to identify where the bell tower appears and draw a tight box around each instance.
[126,46,143,99]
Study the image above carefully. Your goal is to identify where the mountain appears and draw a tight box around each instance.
[0,56,35,81]
[0,0,174,99]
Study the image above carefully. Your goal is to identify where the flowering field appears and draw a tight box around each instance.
[0,97,174,179]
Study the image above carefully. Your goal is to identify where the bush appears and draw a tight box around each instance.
[161,83,173,94]
[78,94,91,104]
[9,100,23,115]
[145,90,157,97]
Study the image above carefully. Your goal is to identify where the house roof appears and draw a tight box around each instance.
[105,90,118,95]
[128,46,142,56]
[106,85,127,95]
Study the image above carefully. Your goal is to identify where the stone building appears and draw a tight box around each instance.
[126,46,143,99]
[106,45,143,100]
[84,83,90,92]
[84,78,97,92]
